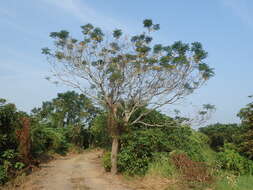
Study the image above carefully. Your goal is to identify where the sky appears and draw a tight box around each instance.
[0,0,252,125]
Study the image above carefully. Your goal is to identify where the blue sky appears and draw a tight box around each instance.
[0,0,252,125]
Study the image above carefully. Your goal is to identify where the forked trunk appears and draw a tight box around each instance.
[111,137,119,175]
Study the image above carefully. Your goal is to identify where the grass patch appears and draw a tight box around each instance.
[215,175,253,190]
[147,153,176,178]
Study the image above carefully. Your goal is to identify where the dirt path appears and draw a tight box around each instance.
[14,150,133,190]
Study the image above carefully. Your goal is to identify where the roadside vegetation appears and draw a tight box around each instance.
[1,93,253,189]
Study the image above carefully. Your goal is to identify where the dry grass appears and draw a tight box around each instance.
[171,153,213,184]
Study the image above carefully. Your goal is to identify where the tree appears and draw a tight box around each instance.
[237,96,253,159]
[31,91,97,128]
[42,19,214,174]
[199,123,241,151]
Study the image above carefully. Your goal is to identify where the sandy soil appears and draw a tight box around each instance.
[7,150,133,190]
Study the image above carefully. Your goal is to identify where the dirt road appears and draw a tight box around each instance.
[14,150,133,190]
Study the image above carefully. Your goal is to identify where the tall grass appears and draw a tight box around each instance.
[146,153,176,177]
[215,175,253,190]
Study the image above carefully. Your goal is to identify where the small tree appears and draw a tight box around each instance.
[42,19,214,174]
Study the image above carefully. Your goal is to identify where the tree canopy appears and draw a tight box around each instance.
[42,19,214,174]
[42,19,214,127]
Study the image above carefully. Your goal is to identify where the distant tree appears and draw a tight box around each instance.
[31,91,97,127]
[237,96,253,159]
[42,19,214,174]
[199,123,241,151]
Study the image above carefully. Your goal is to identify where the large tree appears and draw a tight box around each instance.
[42,19,214,174]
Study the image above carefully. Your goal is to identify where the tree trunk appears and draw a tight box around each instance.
[107,104,120,175]
[111,137,119,175]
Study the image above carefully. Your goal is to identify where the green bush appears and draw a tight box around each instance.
[102,152,111,172]
[166,126,207,162]
[90,113,111,148]
[31,124,69,156]
[217,144,253,175]
[0,149,25,185]
[115,125,209,176]
[118,145,151,175]
[118,129,168,175]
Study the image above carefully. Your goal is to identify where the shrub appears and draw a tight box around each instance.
[90,113,111,148]
[0,149,25,185]
[30,124,69,156]
[115,125,210,176]
[118,129,168,175]
[118,145,151,175]
[166,126,207,162]
[217,144,253,175]
[102,152,111,172]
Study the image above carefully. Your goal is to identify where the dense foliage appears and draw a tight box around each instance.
[217,143,253,175]
[199,123,241,151]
